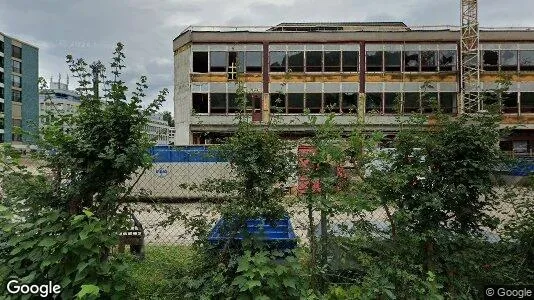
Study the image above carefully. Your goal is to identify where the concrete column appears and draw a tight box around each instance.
[358,93,366,123]
[262,93,270,123]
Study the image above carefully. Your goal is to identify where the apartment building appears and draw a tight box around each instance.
[173,22,534,155]
[0,32,39,145]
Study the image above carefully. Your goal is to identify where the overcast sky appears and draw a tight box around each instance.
[1,0,533,114]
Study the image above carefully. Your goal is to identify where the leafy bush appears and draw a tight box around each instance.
[0,209,130,299]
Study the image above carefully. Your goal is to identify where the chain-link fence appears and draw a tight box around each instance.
[124,156,533,246]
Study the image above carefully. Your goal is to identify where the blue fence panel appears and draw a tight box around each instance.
[149,146,226,163]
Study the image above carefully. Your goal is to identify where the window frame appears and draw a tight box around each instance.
[287,93,305,113]
[287,51,304,73]
[366,51,383,72]
[305,93,322,113]
[12,45,22,59]
[404,51,420,72]
[192,52,209,73]
[209,51,227,73]
[305,51,323,73]
[341,51,358,72]
[269,51,287,73]
[323,51,341,72]
[12,75,22,88]
[192,93,209,114]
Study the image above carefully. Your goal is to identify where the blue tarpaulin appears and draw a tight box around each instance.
[149,145,226,163]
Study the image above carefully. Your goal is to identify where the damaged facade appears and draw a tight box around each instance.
[173,22,534,156]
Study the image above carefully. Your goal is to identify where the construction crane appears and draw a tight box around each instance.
[459,0,481,114]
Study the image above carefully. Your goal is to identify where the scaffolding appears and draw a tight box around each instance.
[460,0,481,113]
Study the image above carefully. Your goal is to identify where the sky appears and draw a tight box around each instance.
[1,0,534,114]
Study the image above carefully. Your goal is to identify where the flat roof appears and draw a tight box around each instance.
[0,31,39,50]
[173,25,534,51]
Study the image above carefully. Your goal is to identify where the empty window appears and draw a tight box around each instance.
[287,51,304,72]
[228,93,243,113]
[324,51,341,72]
[521,92,534,113]
[0,102,4,113]
[0,57,3,68]
[270,51,286,72]
[483,50,499,71]
[366,93,382,113]
[342,92,358,113]
[12,60,21,74]
[500,50,518,71]
[210,51,227,72]
[0,72,4,83]
[0,40,3,52]
[246,51,262,73]
[306,93,322,113]
[384,93,400,114]
[342,51,358,72]
[403,93,420,113]
[366,51,383,72]
[519,50,534,71]
[12,45,22,59]
[227,52,245,77]
[13,75,21,88]
[192,93,208,113]
[439,50,456,71]
[421,51,438,72]
[12,90,21,102]
[306,51,322,72]
[404,51,419,72]
[384,51,402,72]
[192,52,208,73]
[210,93,227,114]
[287,93,304,113]
[246,93,262,110]
[323,93,340,112]
[440,93,457,114]
[0,87,3,99]
[502,92,518,114]
[271,93,286,113]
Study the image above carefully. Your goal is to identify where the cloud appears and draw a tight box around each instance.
[1,0,534,117]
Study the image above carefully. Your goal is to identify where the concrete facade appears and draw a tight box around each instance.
[173,23,534,154]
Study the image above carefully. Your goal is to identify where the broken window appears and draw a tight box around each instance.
[324,51,341,72]
[421,92,438,113]
[306,93,322,113]
[246,51,262,73]
[521,92,534,113]
[287,93,304,113]
[228,93,243,113]
[366,51,383,72]
[384,93,400,114]
[342,51,358,72]
[270,93,286,113]
[404,51,419,72]
[342,92,358,113]
[288,51,304,72]
[519,50,534,71]
[439,50,456,71]
[227,52,244,79]
[210,93,227,114]
[210,51,227,72]
[323,93,340,112]
[384,51,402,72]
[421,51,438,72]
[270,51,287,72]
[192,93,209,113]
[306,51,322,72]
[192,52,209,73]
[502,92,518,114]
[403,93,420,113]
[365,93,382,113]
[439,92,457,114]
[500,50,518,71]
[483,50,499,71]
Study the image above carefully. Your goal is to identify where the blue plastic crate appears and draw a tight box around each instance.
[207,217,297,251]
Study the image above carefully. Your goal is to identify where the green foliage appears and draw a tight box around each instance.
[0,43,168,299]
[0,208,130,299]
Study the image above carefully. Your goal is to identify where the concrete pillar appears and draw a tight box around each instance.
[358,93,366,123]
[262,93,270,123]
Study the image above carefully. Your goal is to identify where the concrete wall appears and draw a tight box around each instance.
[21,43,39,143]
[173,44,192,145]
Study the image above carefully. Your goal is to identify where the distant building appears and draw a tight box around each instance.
[168,127,175,145]
[146,113,172,146]
[39,79,80,127]
[0,32,39,146]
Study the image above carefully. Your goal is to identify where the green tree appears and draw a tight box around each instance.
[0,42,168,298]
[162,111,175,127]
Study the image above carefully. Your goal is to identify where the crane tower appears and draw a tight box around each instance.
[460,0,481,113]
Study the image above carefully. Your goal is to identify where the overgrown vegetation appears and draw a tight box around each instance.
[0,43,167,299]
